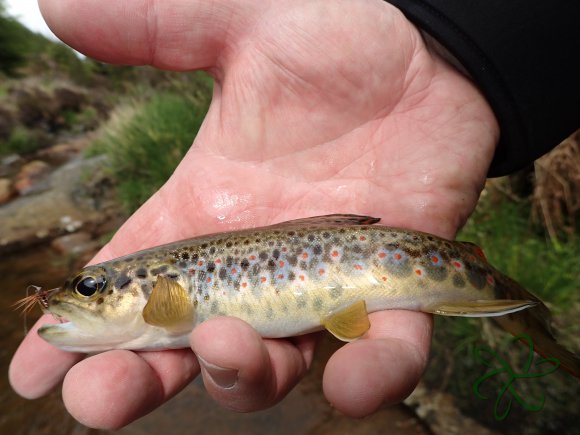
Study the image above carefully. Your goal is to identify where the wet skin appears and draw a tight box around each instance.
[9,0,498,429]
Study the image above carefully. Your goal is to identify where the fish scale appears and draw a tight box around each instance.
[164,224,498,337]
[30,214,580,378]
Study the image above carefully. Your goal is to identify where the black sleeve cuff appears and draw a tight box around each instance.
[385,0,580,177]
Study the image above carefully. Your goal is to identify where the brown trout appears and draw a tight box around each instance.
[28,214,579,377]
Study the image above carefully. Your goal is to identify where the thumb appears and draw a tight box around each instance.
[38,0,261,68]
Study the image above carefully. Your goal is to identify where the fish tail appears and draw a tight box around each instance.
[492,275,580,378]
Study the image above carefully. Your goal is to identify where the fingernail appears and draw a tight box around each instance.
[198,356,238,389]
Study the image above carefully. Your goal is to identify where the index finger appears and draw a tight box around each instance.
[9,315,84,398]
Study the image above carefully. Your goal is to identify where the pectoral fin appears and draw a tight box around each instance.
[143,276,194,332]
[425,299,536,317]
[322,300,370,341]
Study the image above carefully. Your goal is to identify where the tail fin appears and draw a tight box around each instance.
[492,275,580,378]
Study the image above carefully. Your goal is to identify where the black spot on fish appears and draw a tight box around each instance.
[241,258,250,270]
[288,231,296,236]
[287,255,298,266]
[267,259,276,271]
[259,251,269,261]
[313,245,322,255]
[467,267,486,290]
[218,267,227,280]
[251,264,261,275]
[96,297,104,305]
[135,268,147,278]
[330,287,343,299]
[299,261,308,270]
[226,242,233,248]
[308,234,315,242]
[181,252,190,260]
[352,245,362,253]
[226,256,234,267]
[207,263,216,273]
[313,297,323,311]
[288,271,296,281]
[209,246,216,255]
[424,264,448,281]
[453,274,466,288]
[114,274,132,289]
[272,249,280,260]
[201,243,208,249]
[167,273,179,280]
[151,265,168,276]
[323,232,331,239]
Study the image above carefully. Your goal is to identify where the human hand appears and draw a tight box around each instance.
[10,0,498,429]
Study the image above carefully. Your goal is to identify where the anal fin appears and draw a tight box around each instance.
[425,299,536,317]
[322,300,370,341]
[143,276,194,333]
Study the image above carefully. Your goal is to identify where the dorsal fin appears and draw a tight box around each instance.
[271,214,380,228]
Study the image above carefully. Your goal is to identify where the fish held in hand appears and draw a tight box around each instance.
[24,214,579,377]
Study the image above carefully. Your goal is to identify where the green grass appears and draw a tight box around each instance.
[88,90,209,213]
[458,198,580,306]
[425,195,580,434]
[0,125,41,156]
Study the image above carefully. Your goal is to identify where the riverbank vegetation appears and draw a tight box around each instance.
[2,3,578,432]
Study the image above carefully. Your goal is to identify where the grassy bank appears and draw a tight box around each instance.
[88,74,212,213]
[425,192,580,435]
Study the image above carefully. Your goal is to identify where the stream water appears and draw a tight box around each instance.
[1,245,428,435]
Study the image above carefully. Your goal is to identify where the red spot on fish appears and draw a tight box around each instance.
[299,275,305,281]
[261,277,267,283]
[206,277,212,283]
[354,264,363,270]
[241,282,248,289]
[282,247,288,252]
[359,236,367,241]
[231,268,237,274]
[415,269,422,276]
[319,268,325,275]
[332,250,339,257]
[198,261,204,266]
[431,256,439,263]
[378,252,386,258]
[249,255,256,261]
[278,274,284,279]
[189,268,196,275]
[394,253,402,260]
[279,261,285,267]
[382,276,388,282]
[215,258,222,264]
[486,275,495,285]
[302,252,309,259]
[452,261,462,269]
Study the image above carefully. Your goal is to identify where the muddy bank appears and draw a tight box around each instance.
[0,153,123,255]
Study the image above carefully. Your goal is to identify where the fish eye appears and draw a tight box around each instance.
[75,275,107,297]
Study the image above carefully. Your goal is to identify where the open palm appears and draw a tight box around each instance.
[10,0,498,429]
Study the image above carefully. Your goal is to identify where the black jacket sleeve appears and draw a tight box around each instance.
[385,0,580,177]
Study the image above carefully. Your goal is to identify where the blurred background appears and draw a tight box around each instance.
[1,1,578,434]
